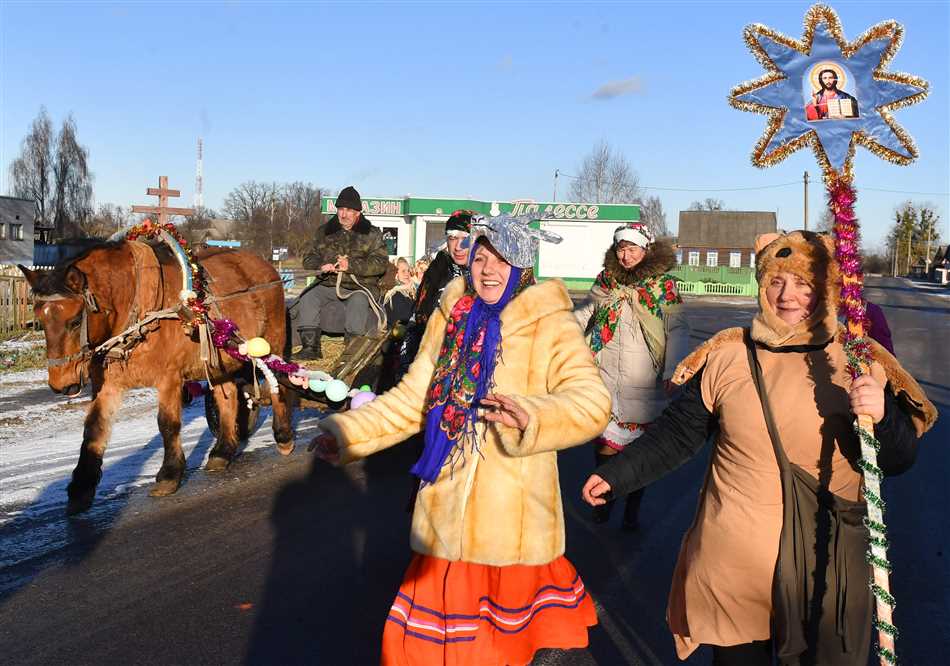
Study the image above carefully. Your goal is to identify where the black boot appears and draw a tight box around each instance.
[591,449,615,524]
[622,487,644,532]
[296,327,322,360]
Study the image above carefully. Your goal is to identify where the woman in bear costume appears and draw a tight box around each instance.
[583,230,937,665]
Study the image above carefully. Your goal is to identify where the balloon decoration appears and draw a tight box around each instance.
[729,5,928,663]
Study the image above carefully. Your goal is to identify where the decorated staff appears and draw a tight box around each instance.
[729,4,929,663]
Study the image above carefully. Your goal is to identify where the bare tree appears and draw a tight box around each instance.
[8,108,94,239]
[8,107,54,228]
[569,141,641,203]
[638,195,670,237]
[80,203,131,239]
[688,198,725,211]
[52,115,93,238]
[815,209,835,232]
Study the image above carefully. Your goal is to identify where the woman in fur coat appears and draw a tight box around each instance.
[582,231,937,665]
[312,214,610,666]
[574,223,689,529]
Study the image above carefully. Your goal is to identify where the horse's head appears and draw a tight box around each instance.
[19,263,114,397]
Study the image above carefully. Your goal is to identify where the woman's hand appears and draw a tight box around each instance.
[308,432,341,465]
[849,372,885,424]
[479,393,530,431]
[582,474,613,506]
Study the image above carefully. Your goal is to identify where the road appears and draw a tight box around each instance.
[0,277,947,665]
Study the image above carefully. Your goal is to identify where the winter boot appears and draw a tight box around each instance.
[622,487,644,532]
[591,449,616,524]
[296,327,323,361]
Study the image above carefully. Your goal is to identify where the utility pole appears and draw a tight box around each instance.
[803,171,809,231]
[553,169,559,202]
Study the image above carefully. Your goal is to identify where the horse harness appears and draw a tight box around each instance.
[35,242,283,371]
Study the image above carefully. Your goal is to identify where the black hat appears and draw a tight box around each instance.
[335,186,362,211]
[446,209,473,234]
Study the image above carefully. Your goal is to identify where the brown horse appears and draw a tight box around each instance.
[19,241,294,514]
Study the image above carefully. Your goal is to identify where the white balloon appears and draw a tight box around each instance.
[325,379,349,402]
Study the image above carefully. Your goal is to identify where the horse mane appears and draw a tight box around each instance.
[32,240,142,296]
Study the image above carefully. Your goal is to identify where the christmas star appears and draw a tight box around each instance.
[729,4,928,178]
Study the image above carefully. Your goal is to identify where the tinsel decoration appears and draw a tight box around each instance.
[728,3,929,182]
[730,5,930,663]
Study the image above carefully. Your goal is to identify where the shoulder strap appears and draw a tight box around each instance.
[744,331,790,471]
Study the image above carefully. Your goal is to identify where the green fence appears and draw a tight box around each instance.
[670,265,758,297]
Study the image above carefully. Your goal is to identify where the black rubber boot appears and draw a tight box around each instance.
[622,487,644,532]
[296,327,322,360]
[591,449,615,524]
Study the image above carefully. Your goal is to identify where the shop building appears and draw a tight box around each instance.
[321,196,639,290]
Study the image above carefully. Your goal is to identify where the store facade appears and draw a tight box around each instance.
[322,196,640,290]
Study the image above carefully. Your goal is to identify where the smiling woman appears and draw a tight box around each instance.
[312,213,610,666]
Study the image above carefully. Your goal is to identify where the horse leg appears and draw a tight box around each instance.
[206,381,239,471]
[150,378,186,497]
[272,384,295,455]
[67,382,123,515]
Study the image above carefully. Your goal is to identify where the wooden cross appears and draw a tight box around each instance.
[131,176,194,226]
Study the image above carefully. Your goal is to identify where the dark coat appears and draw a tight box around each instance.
[302,214,389,296]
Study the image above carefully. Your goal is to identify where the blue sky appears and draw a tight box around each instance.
[1,1,947,247]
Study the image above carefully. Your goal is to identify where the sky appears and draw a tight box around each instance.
[1,0,947,248]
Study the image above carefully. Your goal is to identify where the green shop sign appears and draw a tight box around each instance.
[321,195,639,222]
[324,198,405,216]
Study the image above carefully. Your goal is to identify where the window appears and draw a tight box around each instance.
[729,251,742,268]
[11,224,23,240]
[675,250,683,265]
[0,223,6,240]
[706,251,718,267]
[750,251,756,268]
[688,251,700,266]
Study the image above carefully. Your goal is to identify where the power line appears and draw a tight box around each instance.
[861,186,950,197]
[554,170,949,197]
[641,182,800,193]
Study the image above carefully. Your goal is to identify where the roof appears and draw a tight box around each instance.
[677,210,778,248]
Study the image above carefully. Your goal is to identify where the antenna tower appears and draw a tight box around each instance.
[194,137,204,210]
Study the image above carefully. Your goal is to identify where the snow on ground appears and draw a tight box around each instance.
[0,371,326,527]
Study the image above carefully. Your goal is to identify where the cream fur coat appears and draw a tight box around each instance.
[320,277,611,566]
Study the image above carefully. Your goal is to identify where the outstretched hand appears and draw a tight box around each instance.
[582,474,613,506]
[479,393,530,431]
[308,431,341,466]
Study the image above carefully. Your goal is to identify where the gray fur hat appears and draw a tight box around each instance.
[461,213,562,268]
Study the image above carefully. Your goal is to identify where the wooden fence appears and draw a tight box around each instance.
[0,272,32,334]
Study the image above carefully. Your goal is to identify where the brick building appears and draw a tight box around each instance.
[676,210,778,269]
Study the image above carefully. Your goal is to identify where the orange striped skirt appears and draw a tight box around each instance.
[382,553,597,666]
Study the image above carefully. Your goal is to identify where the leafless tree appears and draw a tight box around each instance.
[8,107,54,228]
[8,108,94,239]
[688,198,725,211]
[638,195,670,237]
[52,115,93,238]
[569,141,641,203]
[222,181,324,259]
[80,203,132,239]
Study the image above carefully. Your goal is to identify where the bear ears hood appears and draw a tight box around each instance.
[751,230,840,349]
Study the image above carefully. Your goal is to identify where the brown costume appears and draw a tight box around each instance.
[595,231,937,661]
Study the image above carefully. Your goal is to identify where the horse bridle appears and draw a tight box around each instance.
[33,289,102,368]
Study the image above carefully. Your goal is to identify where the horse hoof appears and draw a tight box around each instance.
[66,496,94,516]
[149,479,181,497]
[205,455,231,472]
[276,441,295,456]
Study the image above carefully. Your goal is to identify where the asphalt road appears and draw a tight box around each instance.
[1,277,947,665]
